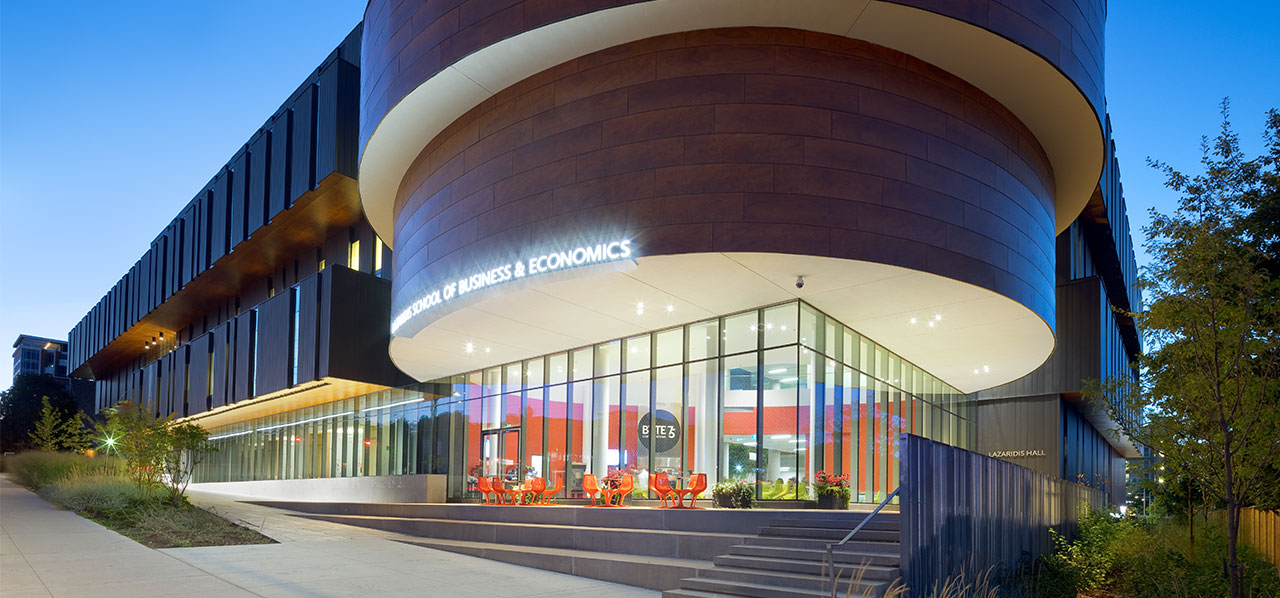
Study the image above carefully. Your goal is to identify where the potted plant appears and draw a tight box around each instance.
[813,471,850,509]
[712,479,755,508]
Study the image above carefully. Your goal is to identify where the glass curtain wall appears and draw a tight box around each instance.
[194,300,974,503]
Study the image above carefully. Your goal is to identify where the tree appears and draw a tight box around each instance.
[98,401,170,492]
[29,397,63,451]
[160,422,213,502]
[28,396,92,453]
[0,374,78,451]
[1095,102,1280,598]
[96,401,214,501]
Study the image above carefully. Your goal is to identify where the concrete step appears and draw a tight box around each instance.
[674,576,887,598]
[712,554,899,580]
[767,517,900,530]
[297,512,749,559]
[397,537,709,591]
[253,500,875,534]
[727,544,900,567]
[743,534,898,552]
[759,526,900,542]
[698,565,831,590]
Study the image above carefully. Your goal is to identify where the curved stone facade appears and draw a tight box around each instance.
[389,30,1056,329]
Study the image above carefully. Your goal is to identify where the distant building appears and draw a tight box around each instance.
[11,335,95,414]
[12,335,69,382]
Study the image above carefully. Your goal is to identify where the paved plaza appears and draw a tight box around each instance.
[0,477,659,598]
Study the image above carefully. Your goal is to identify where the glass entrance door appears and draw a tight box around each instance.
[482,428,521,483]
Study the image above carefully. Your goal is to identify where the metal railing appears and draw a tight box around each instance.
[823,488,899,597]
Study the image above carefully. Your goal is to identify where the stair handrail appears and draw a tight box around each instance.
[823,487,899,597]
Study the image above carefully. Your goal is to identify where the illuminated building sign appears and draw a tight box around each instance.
[391,238,635,334]
[989,449,1046,459]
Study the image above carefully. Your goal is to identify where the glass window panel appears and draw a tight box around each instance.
[825,319,839,358]
[687,320,718,361]
[466,398,482,497]
[467,371,482,399]
[594,376,620,479]
[687,359,719,492]
[723,311,758,355]
[624,334,650,372]
[761,347,801,499]
[800,303,822,351]
[762,302,798,348]
[483,367,501,397]
[822,359,838,484]
[526,357,544,388]
[595,340,621,377]
[843,328,857,368]
[655,328,682,367]
[571,348,592,381]
[652,365,683,489]
[721,352,758,490]
[505,387,521,429]
[526,387,544,479]
[547,384,568,496]
[505,362,522,394]
[569,380,592,497]
[623,370,648,493]
[548,353,568,385]
[858,372,874,501]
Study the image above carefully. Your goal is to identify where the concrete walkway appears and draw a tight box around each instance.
[1,477,659,598]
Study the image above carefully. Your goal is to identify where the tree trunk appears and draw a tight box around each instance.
[1188,482,1195,556]
[1228,502,1242,598]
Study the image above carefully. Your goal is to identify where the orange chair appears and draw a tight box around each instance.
[673,473,708,509]
[492,476,515,504]
[652,473,676,508]
[523,477,546,505]
[477,476,497,505]
[541,476,563,505]
[612,475,634,507]
[582,474,603,506]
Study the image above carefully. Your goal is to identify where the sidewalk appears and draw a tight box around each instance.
[1,478,660,598]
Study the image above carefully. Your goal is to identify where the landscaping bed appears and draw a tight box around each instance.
[2,451,274,549]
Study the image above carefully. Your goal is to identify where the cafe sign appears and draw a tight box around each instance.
[638,409,681,453]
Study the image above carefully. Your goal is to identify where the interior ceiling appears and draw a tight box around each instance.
[359,0,1103,247]
[390,253,1054,394]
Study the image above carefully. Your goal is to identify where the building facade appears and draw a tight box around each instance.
[12,335,68,382]
[71,1,1141,504]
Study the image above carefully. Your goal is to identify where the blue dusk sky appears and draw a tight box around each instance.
[1,2,1277,392]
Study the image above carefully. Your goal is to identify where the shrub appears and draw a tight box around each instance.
[1,451,125,489]
[712,479,755,508]
[38,474,147,514]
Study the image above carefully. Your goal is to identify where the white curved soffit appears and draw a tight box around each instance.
[359,0,1103,247]
[389,253,1055,394]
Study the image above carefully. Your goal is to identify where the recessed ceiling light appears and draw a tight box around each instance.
[909,317,917,325]
[485,347,491,353]
[465,342,474,354]
[928,321,935,327]
[635,301,645,315]
[973,369,979,374]
[765,322,774,330]
[934,314,943,321]
[666,304,674,313]
[983,365,989,373]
